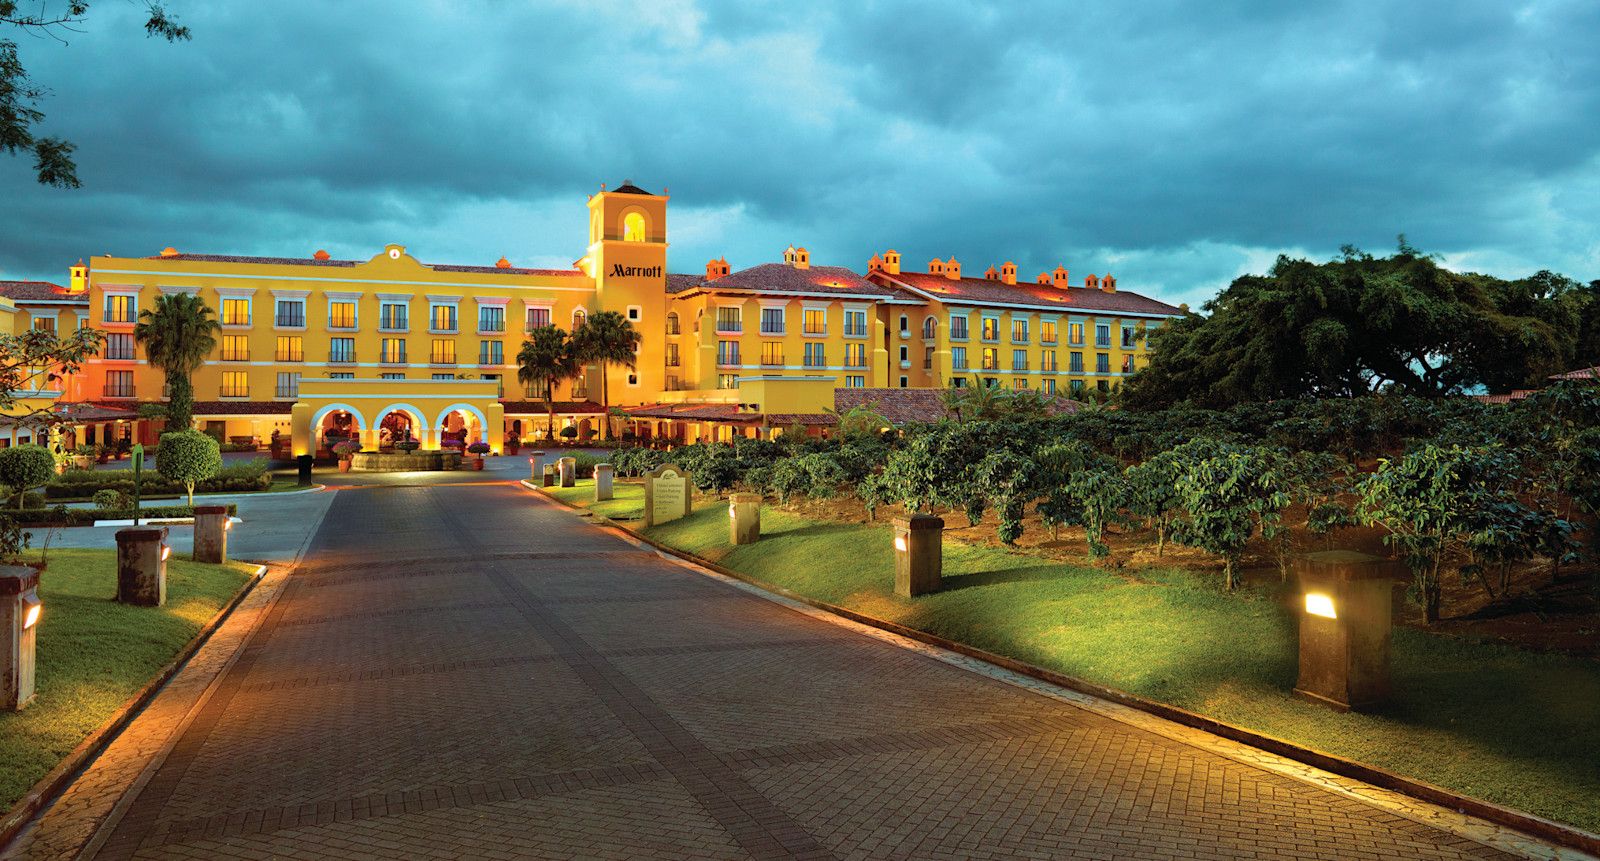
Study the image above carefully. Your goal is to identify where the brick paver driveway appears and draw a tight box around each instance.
[80,482,1525,860]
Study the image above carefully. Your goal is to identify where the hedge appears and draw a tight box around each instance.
[44,461,270,500]
[5,503,237,526]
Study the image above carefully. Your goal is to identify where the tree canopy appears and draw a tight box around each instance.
[570,311,640,440]
[516,325,580,438]
[134,291,219,431]
[1124,240,1596,409]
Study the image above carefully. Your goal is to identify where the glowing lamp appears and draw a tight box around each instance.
[160,545,172,561]
[728,505,737,519]
[1305,593,1337,619]
[893,536,907,551]
[21,594,41,629]
[224,519,233,531]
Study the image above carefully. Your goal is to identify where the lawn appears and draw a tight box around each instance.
[547,480,1600,833]
[0,550,257,811]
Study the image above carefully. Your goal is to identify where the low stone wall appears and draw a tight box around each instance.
[350,450,463,472]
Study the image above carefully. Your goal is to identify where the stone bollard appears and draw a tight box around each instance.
[116,526,169,607]
[892,514,944,598]
[729,493,761,545]
[296,454,314,486]
[192,505,229,564]
[530,450,546,482]
[559,456,576,488]
[595,463,614,501]
[1293,550,1400,712]
[2,565,41,710]
[542,464,557,488]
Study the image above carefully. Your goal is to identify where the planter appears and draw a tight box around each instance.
[471,457,484,470]
[338,460,352,472]
[96,454,110,464]
[73,456,94,469]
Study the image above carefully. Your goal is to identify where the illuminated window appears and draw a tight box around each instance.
[1122,354,1134,373]
[803,343,825,367]
[329,301,356,328]
[32,317,54,333]
[1069,322,1083,345]
[1041,350,1057,373]
[761,342,783,366]
[717,341,740,366]
[981,318,1000,341]
[220,372,249,398]
[526,307,551,331]
[845,375,865,388]
[431,304,458,332]
[432,339,456,364]
[381,338,407,364]
[924,346,934,369]
[803,309,826,335]
[572,309,586,329]
[104,295,135,324]
[1041,321,1057,344]
[982,348,998,370]
[1044,379,1056,395]
[221,335,249,362]
[220,298,250,326]
[665,312,680,335]
[1012,320,1028,342]
[718,374,740,389]
[380,303,408,330]
[1014,378,1029,390]
[275,336,303,362]
[665,343,679,366]
[844,343,866,368]
[623,211,647,242]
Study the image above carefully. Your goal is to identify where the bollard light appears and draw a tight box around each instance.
[892,514,944,597]
[894,536,907,551]
[21,594,40,629]
[225,519,233,531]
[728,505,736,518]
[161,544,172,561]
[1293,550,1399,712]
[1305,593,1337,618]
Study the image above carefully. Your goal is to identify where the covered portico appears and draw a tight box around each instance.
[289,378,505,457]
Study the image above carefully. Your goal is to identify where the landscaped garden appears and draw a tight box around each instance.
[544,384,1600,833]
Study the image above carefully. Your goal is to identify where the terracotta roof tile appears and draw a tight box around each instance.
[499,400,605,415]
[665,273,703,294]
[1550,366,1599,381]
[188,401,296,415]
[834,387,1079,424]
[874,271,1182,317]
[0,280,84,302]
[429,264,587,277]
[687,263,896,298]
[50,402,139,422]
[765,413,837,426]
[621,403,756,421]
[146,253,359,267]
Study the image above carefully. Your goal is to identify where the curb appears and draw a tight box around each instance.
[525,483,1600,858]
[0,563,269,852]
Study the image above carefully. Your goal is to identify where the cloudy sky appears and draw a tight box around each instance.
[3,0,1599,309]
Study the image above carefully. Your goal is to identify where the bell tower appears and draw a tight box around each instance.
[585,179,668,308]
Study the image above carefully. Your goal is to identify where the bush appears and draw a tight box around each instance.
[6,503,237,526]
[156,431,223,505]
[560,427,578,440]
[571,452,605,478]
[332,441,362,459]
[467,442,491,455]
[92,489,128,510]
[0,445,55,505]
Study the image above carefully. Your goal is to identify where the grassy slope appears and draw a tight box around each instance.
[0,550,256,810]
[550,481,1600,832]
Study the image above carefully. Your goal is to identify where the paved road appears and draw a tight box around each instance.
[24,481,1547,860]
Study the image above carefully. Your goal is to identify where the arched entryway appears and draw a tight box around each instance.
[310,404,367,455]
[435,403,488,451]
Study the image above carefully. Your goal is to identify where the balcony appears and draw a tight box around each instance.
[431,356,457,367]
[716,320,743,334]
[275,351,304,363]
[221,351,250,362]
[274,386,297,399]
[102,383,136,398]
[275,314,305,328]
[219,385,249,398]
[665,356,680,367]
[104,347,138,361]
[759,323,785,336]
[843,324,867,337]
[381,353,408,365]
[329,350,356,364]
[1012,361,1029,372]
[478,354,502,367]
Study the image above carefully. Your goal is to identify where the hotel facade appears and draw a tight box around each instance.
[0,181,1182,455]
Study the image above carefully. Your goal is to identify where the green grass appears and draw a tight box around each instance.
[0,550,256,811]
[551,486,1600,833]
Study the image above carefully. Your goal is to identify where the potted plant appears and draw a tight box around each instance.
[96,444,111,464]
[332,440,362,472]
[466,441,490,469]
[73,444,98,470]
[505,436,520,455]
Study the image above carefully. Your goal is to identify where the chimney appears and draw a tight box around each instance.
[1036,273,1050,285]
[795,247,810,270]
[883,250,901,275]
[783,245,798,266]
[984,266,999,281]
[1052,267,1069,289]
[1102,274,1116,293]
[1085,273,1100,290]
[929,258,945,276]
[1001,262,1017,285]
[69,260,87,294]
[868,253,884,273]
[944,257,960,280]
[706,257,730,280]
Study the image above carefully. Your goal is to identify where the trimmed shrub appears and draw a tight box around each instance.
[157,430,223,505]
[93,489,128,510]
[7,503,237,526]
[0,444,55,507]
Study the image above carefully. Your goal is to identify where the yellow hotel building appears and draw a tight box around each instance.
[1,181,1182,454]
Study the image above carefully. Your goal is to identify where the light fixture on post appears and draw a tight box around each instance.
[2,565,41,710]
[892,514,944,597]
[1293,550,1400,712]
[116,526,169,607]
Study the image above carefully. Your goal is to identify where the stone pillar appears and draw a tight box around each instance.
[116,526,169,607]
[559,456,576,488]
[893,514,944,598]
[542,464,557,488]
[594,463,614,501]
[1293,550,1399,712]
[530,450,546,481]
[192,505,229,564]
[1,565,41,710]
[729,493,761,545]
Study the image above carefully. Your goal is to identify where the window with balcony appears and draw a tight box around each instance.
[803,343,825,368]
[329,302,356,329]
[1122,354,1134,373]
[222,298,250,326]
[381,372,405,380]
[716,306,742,333]
[104,295,135,324]
[1096,353,1110,374]
[433,373,456,381]
[1012,320,1029,343]
[381,338,407,364]
[899,314,908,334]
[982,348,998,371]
[952,346,968,370]
[480,340,503,365]
[1012,349,1028,371]
[922,318,937,339]
[220,335,249,361]
[844,343,866,368]
[664,375,681,391]
[760,342,783,365]
[718,375,739,390]
[572,309,586,329]
[924,346,934,369]
[478,306,504,333]
[665,312,680,335]
[845,376,865,388]
[1069,322,1084,345]
[664,343,679,367]
[103,370,134,398]
[844,310,867,337]
[803,309,826,335]
[432,339,456,365]
[1041,350,1057,373]
[949,316,968,340]
[32,317,54,333]
[1041,321,1058,344]
[1071,379,1085,392]
[1014,379,1029,390]
[275,300,305,328]
[275,336,303,362]
[1122,326,1137,348]
[105,333,137,360]
[329,372,355,380]
[717,340,741,366]
[380,303,408,330]
[276,372,300,398]
[1070,352,1084,374]
[431,305,458,332]
[525,307,550,331]
[760,307,785,335]
[899,345,908,362]
[1096,324,1111,347]
[1044,379,1056,395]
[220,372,248,398]
[330,338,355,363]
[981,318,1000,341]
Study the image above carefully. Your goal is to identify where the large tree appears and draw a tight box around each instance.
[134,292,218,432]
[569,311,640,440]
[3,1,190,187]
[0,325,101,417]
[1125,240,1581,409]
[516,325,580,439]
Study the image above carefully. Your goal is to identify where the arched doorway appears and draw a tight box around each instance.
[316,409,360,452]
[374,404,426,450]
[436,404,486,451]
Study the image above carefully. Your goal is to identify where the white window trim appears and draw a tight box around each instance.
[156,284,200,295]
[326,292,361,332]
[271,289,311,300]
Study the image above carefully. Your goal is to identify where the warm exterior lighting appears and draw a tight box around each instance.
[1305,593,1337,619]
[894,536,907,551]
[728,505,737,519]
[224,519,233,531]
[161,545,172,561]
[21,595,40,629]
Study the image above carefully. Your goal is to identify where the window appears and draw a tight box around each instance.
[104,295,135,324]
[380,303,408,330]
[949,316,968,340]
[1069,322,1084,345]
[275,336,303,362]
[275,372,300,399]
[1041,321,1058,344]
[329,372,355,380]
[220,335,248,362]
[981,318,1000,341]
[760,307,784,334]
[899,345,908,362]
[220,372,248,398]
[846,376,865,388]
[478,306,505,333]
[276,300,305,328]
[803,309,826,335]
[922,318,937,339]
[1122,354,1134,373]
[1070,352,1084,374]
[526,307,550,331]
[664,375,680,391]
[1041,350,1056,373]
[381,338,407,364]
[1012,349,1028,371]
[844,310,867,337]
[1096,324,1110,347]
[104,370,134,398]
[432,339,456,365]
[952,346,968,370]
[899,376,909,387]
[1012,320,1029,342]
[221,298,250,326]
[431,305,458,332]
[803,343,826,368]
[482,373,502,396]
[761,342,783,366]
[627,306,641,321]
[1044,379,1056,395]
[1096,353,1110,374]
[32,317,54,333]
[103,332,136,360]
[844,343,866,368]
[627,373,639,386]
[572,309,586,329]
[718,374,740,390]
[480,340,503,366]
[1071,379,1084,392]
[1122,326,1137,348]
[1098,379,1110,392]
[1014,379,1029,390]
[329,302,356,328]
[717,341,741,366]
[623,211,647,242]
[716,306,742,332]
[432,373,457,381]
[899,315,909,333]
[982,348,998,371]
[330,338,355,363]
[665,312,680,335]
[952,377,967,388]
[923,346,934,369]
[665,343,679,367]
[381,372,405,380]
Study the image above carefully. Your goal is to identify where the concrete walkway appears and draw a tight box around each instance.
[4,480,1583,860]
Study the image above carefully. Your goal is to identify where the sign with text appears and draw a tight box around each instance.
[644,464,692,527]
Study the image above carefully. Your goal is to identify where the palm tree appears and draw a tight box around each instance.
[516,326,580,439]
[570,311,640,440]
[134,292,220,433]
[822,401,892,438]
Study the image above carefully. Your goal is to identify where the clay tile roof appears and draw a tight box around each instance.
[145,253,361,267]
[1472,391,1537,404]
[1549,366,1599,381]
[612,182,653,195]
[50,402,139,422]
[764,413,838,426]
[833,387,1080,424]
[188,401,296,415]
[428,264,588,277]
[665,273,703,294]
[0,280,83,302]
[693,263,894,298]
[877,271,1183,317]
[620,403,758,422]
[499,400,606,415]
